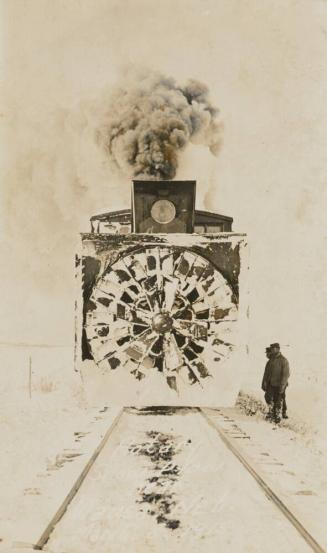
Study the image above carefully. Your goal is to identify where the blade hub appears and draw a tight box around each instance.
[152,312,173,334]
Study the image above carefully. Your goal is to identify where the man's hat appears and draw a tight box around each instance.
[270,343,280,348]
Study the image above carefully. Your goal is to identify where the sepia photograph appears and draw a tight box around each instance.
[0,1,326,551]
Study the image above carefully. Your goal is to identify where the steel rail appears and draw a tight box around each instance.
[200,408,326,553]
[33,408,124,550]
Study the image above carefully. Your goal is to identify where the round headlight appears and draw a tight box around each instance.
[151,200,176,224]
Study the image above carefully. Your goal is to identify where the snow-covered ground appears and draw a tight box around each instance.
[0,345,114,549]
[46,409,315,553]
[207,403,327,549]
[0,345,326,551]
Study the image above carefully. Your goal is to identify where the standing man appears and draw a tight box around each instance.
[262,347,273,420]
[261,343,290,423]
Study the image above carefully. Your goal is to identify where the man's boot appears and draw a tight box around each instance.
[265,404,273,421]
[274,407,281,424]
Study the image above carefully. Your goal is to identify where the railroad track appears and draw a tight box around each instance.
[200,409,326,553]
[30,407,325,553]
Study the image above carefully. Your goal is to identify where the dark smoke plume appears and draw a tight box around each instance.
[98,69,223,180]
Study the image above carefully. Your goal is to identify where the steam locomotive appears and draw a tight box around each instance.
[75,180,248,407]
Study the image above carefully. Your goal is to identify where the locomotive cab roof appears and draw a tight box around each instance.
[90,209,233,234]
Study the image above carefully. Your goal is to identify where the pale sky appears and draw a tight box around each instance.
[1,0,327,394]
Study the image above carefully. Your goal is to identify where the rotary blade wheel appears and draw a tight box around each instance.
[85,247,238,392]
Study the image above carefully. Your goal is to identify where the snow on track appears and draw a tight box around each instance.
[45,408,312,553]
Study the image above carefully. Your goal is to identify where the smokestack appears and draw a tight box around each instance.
[97,68,223,181]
